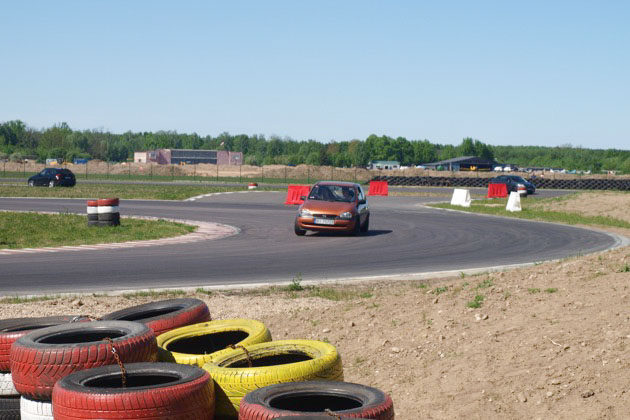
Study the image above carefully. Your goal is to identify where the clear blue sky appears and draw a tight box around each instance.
[1,1,628,149]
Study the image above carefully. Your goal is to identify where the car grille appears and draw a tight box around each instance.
[311,214,337,220]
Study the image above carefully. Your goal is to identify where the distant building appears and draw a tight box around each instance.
[368,160,400,170]
[134,149,242,165]
[423,156,497,171]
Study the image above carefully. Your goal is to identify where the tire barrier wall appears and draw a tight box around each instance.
[10,320,157,401]
[203,339,344,418]
[157,319,272,367]
[371,175,630,191]
[52,363,215,420]
[238,381,394,420]
[100,298,211,337]
[97,198,120,226]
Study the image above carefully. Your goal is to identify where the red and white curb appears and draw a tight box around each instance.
[185,190,269,202]
[0,211,238,256]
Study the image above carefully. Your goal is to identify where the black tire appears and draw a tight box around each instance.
[52,362,215,419]
[0,396,20,419]
[239,381,394,420]
[360,214,369,233]
[294,219,306,236]
[100,298,211,337]
[351,215,361,236]
[0,315,90,372]
[10,320,157,401]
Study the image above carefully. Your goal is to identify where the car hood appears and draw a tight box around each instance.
[301,200,355,215]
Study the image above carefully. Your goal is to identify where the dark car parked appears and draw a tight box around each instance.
[28,168,76,187]
[489,175,535,195]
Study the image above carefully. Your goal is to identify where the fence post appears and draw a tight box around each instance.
[171,165,174,180]
[261,166,264,183]
[23,162,25,177]
[216,164,219,181]
[85,161,88,179]
[307,167,310,184]
[331,166,333,180]
[107,162,109,179]
[3,161,5,177]
[284,167,287,184]
[239,165,242,183]
[150,163,153,179]
[128,163,131,179]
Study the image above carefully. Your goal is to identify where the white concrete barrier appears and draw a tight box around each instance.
[506,191,522,212]
[450,188,471,207]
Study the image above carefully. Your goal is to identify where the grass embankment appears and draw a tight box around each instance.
[0,212,194,249]
[0,171,336,185]
[430,194,630,229]
[0,184,269,200]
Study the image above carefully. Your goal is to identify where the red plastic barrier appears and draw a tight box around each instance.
[487,183,508,198]
[368,180,388,196]
[284,185,311,205]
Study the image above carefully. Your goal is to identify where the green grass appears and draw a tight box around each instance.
[433,286,449,295]
[0,184,280,200]
[284,273,305,292]
[528,288,541,294]
[122,289,187,299]
[0,212,194,249]
[431,197,630,229]
[466,294,484,308]
[0,295,58,304]
[544,288,558,293]
[0,170,365,186]
[476,278,493,289]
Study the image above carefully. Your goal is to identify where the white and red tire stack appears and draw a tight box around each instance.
[97,198,120,226]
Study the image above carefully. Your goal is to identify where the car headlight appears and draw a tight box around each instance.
[339,212,353,220]
[299,209,313,217]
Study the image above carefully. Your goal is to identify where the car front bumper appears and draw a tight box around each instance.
[296,216,358,232]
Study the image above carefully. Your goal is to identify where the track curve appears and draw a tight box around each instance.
[0,192,618,295]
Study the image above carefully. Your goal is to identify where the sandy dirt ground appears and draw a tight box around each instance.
[1,191,628,419]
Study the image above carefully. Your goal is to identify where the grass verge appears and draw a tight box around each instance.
[0,212,194,249]
[0,184,279,200]
[430,197,630,229]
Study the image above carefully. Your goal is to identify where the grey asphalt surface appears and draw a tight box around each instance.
[0,191,618,295]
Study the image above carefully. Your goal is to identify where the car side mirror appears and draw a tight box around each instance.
[358,199,366,205]
[300,196,306,200]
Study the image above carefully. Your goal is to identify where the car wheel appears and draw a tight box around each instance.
[48,180,55,188]
[351,215,361,236]
[28,180,34,187]
[294,219,306,236]
[360,214,369,233]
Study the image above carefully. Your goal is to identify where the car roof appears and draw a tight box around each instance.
[314,181,361,188]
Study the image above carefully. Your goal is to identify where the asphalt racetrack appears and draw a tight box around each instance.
[0,191,619,295]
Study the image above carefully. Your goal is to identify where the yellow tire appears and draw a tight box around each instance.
[157,319,272,367]
[202,339,343,418]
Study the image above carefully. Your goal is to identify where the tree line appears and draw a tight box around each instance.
[1,120,628,173]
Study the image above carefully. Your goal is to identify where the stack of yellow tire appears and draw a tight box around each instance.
[156,319,343,418]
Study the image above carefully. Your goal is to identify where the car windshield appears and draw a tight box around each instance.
[308,185,355,202]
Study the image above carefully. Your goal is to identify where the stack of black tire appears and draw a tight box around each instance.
[87,198,121,227]
[371,175,630,191]
[0,298,396,419]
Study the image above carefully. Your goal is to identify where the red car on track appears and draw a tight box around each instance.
[294,181,370,236]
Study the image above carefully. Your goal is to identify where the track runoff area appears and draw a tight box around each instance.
[0,183,619,296]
